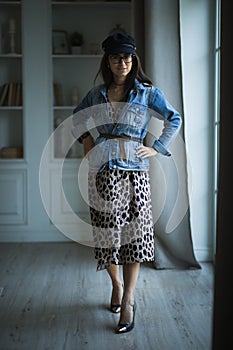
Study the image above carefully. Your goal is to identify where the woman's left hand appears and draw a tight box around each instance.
[136,145,158,158]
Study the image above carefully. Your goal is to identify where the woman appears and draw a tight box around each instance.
[72,33,182,333]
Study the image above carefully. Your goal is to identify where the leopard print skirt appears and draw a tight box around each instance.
[88,168,154,271]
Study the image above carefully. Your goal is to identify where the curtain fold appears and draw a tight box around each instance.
[144,0,200,269]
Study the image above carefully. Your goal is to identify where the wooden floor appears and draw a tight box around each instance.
[0,243,213,350]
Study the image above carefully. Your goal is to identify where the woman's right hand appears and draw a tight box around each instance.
[83,135,95,159]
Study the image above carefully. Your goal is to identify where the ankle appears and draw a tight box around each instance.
[122,292,134,307]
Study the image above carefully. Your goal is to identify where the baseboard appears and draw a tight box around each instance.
[0,229,69,243]
[0,232,214,263]
[194,247,213,262]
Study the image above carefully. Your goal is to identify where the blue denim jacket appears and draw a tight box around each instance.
[72,79,182,172]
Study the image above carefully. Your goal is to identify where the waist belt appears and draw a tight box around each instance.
[99,133,143,143]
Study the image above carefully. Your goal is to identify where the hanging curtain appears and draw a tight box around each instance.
[144,0,200,269]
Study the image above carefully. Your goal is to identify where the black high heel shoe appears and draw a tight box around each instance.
[116,302,136,334]
[110,303,121,314]
[110,284,123,313]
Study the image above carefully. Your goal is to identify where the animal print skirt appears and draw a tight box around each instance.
[88,167,154,271]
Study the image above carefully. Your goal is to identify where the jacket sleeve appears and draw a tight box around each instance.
[149,86,182,156]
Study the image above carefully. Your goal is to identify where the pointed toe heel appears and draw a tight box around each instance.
[116,303,136,334]
[110,303,121,313]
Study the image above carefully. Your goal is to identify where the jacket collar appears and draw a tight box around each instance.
[99,79,148,97]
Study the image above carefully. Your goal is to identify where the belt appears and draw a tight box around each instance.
[99,133,143,161]
[99,133,143,143]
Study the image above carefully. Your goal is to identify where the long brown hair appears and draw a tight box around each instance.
[94,53,153,95]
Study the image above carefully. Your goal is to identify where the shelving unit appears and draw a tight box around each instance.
[48,0,135,240]
[51,0,133,159]
[0,0,23,160]
[0,0,135,241]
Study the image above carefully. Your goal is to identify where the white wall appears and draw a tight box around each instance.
[180,0,215,261]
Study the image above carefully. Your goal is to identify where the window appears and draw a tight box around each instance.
[213,0,221,258]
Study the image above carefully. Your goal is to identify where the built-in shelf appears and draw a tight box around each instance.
[0,0,23,159]
[51,0,133,161]
[0,54,22,58]
[0,1,21,5]
[52,54,102,58]
[0,106,23,110]
[52,1,131,6]
[53,106,74,110]
[0,0,136,241]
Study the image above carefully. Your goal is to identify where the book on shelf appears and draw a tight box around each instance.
[0,147,23,159]
[53,83,63,106]
[0,82,23,107]
[15,83,22,106]
[0,84,9,106]
[7,83,14,106]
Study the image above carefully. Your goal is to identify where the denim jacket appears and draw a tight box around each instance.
[72,79,182,172]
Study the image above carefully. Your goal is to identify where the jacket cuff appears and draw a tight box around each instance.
[152,139,171,157]
[77,131,91,144]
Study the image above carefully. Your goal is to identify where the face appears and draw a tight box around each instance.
[108,53,133,79]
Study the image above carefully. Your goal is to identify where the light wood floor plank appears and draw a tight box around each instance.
[0,243,213,350]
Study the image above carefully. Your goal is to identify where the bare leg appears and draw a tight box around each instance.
[107,265,123,310]
[119,262,140,324]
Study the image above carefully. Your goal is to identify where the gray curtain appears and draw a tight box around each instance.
[144,0,200,269]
